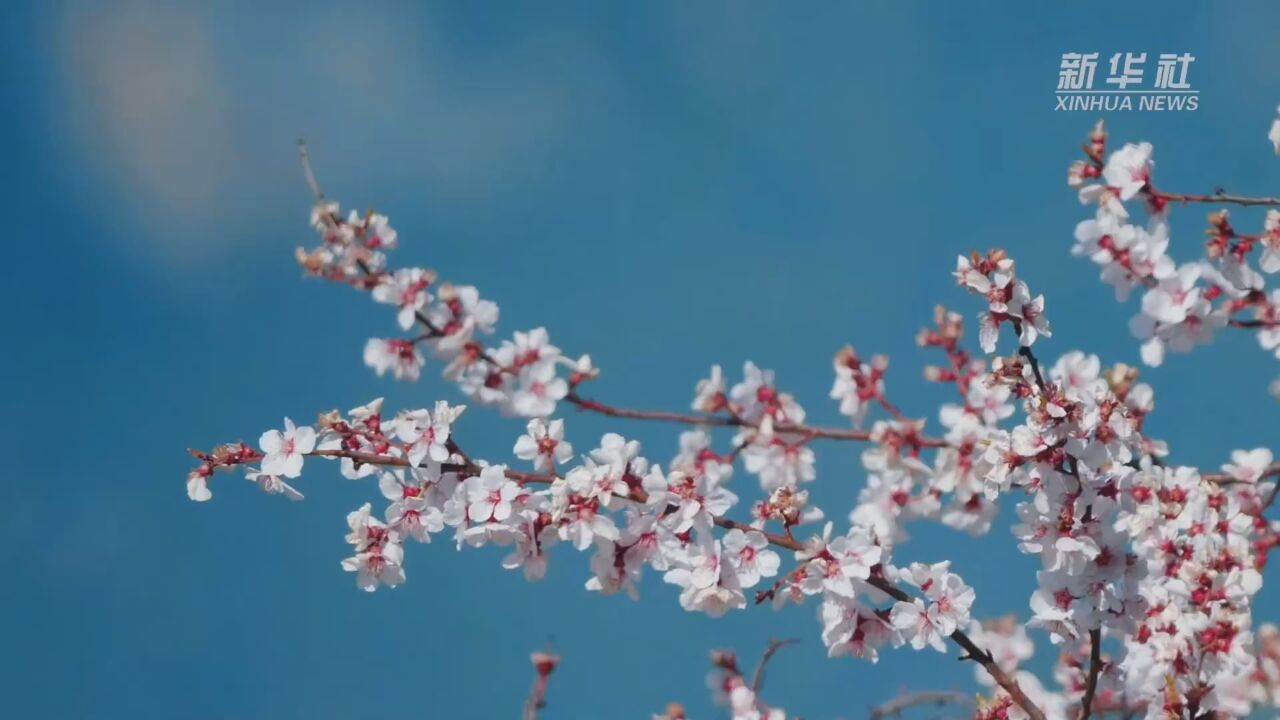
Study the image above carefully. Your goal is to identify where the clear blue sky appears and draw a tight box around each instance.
[4,2,1279,717]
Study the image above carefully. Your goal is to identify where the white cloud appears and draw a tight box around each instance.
[57,2,241,269]
[54,2,598,271]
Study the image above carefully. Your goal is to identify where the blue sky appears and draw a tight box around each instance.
[4,2,1280,717]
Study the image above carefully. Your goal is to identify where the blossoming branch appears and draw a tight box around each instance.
[185,119,1280,720]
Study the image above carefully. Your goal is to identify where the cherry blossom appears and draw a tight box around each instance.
[720,528,780,588]
[429,283,499,353]
[1222,447,1274,483]
[663,539,746,617]
[245,468,303,501]
[955,252,1052,354]
[1259,211,1280,272]
[1100,142,1153,201]
[363,338,424,381]
[693,365,727,413]
[829,345,888,426]
[671,429,733,485]
[890,599,947,652]
[729,361,803,424]
[511,357,568,418]
[372,267,434,331]
[181,131,1280,720]
[259,418,316,479]
[513,418,574,472]
[465,465,520,523]
[394,401,464,466]
[380,469,444,542]
[892,561,975,638]
[740,418,816,492]
[803,526,882,599]
[341,502,406,591]
[1066,119,1280,399]
[1271,106,1280,154]
[643,465,738,535]
[186,467,212,502]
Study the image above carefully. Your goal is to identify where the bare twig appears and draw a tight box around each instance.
[750,638,799,692]
[869,691,971,720]
[1151,189,1280,208]
[297,140,324,202]
[565,391,947,448]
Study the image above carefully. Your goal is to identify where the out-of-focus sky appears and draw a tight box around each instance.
[4,1,1279,717]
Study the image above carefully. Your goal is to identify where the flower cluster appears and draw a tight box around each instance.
[1115,464,1267,718]
[182,138,1280,720]
[1068,120,1280,394]
[955,249,1052,353]
[301,201,595,418]
[847,307,1012,545]
[188,364,990,668]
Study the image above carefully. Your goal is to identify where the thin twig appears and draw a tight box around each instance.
[750,638,799,692]
[565,391,947,447]
[297,140,324,202]
[869,691,970,720]
[1151,189,1280,208]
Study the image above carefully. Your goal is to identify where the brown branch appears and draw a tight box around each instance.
[565,391,948,448]
[1228,318,1280,329]
[1079,629,1103,720]
[749,637,799,693]
[944,629,1046,720]
[869,691,971,720]
[755,563,808,605]
[1008,320,1048,393]
[1151,189,1280,208]
[1018,345,1047,391]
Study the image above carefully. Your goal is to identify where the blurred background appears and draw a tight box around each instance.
[3,1,1279,717]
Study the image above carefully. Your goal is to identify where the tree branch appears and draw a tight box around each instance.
[197,441,1047,720]
[1151,189,1280,208]
[750,637,799,693]
[869,691,971,720]
[1079,628,1103,720]
[565,391,947,447]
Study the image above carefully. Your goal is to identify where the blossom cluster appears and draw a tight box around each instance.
[303,200,592,417]
[191,378,980,659]
[1069,121,1280,396]
[940,300,1277,718]
[955,249,1052,353]
[183,134,1280,720]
